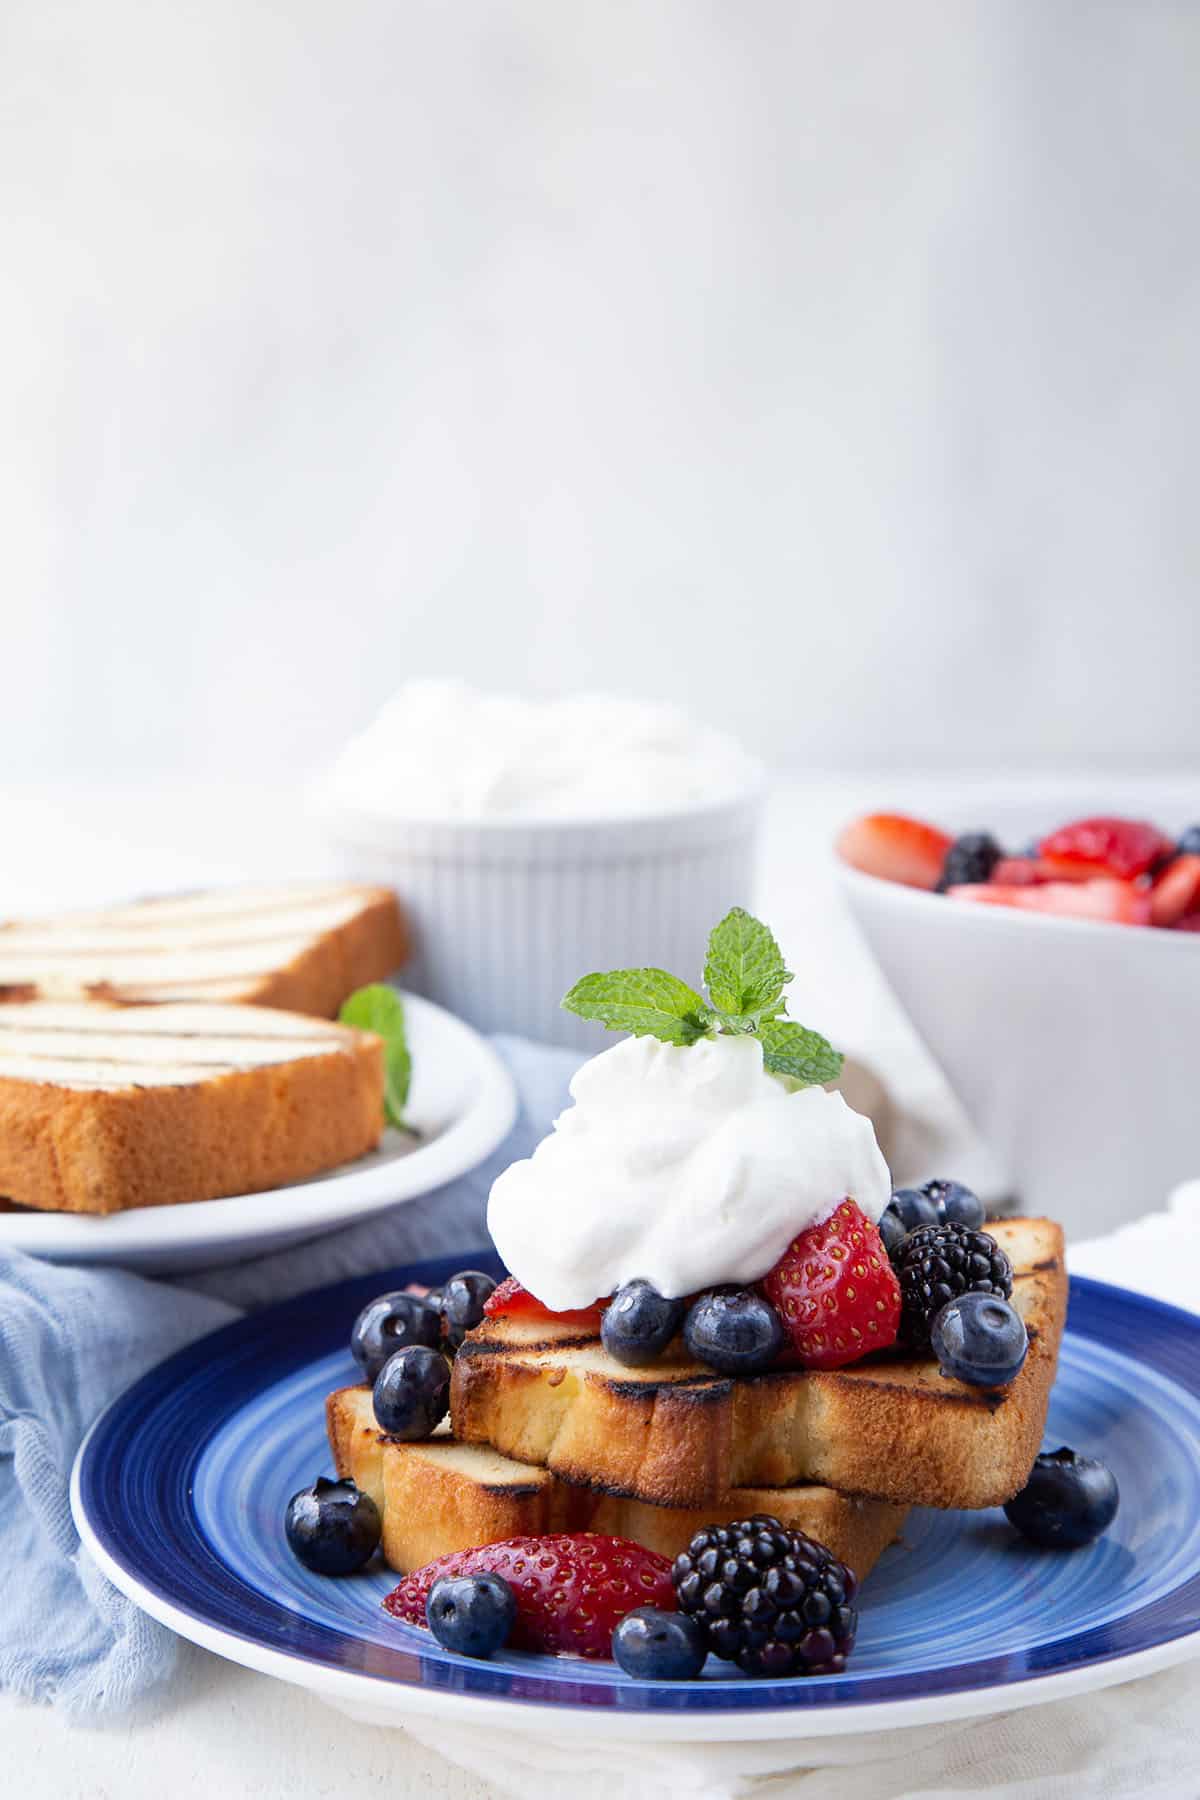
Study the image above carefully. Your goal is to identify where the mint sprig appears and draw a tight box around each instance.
[559,969,714,1046]
[340,983,412,1130]
[704,907,792,1028]
[561,907,843,1089]
[757,1018,843,1087]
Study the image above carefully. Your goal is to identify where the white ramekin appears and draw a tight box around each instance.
[321,784,765,1049]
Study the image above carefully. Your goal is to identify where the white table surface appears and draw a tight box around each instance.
[5,772,1198,1798]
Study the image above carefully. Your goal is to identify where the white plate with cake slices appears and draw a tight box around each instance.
[0,991,518,1273]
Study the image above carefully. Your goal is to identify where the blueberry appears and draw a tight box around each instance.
[931,1291,1028,1387]
[426,1573,517,1658]
[423,1285,445,1313]
[351,1290,442,1381]
[937,832,1002,891]
[922,1179,985,1230]
[372,1345,450,1438]
[441,1270,498,1350]
[890,1188,938,1232]
[1004,1446,1120,1549]
[612,1606,707,1680]
[601,1280,686,1367]
[877,1203,909,1260]
[682,1287,784,1375]
[285,1476,381,1575]
[1178,825,1200,856]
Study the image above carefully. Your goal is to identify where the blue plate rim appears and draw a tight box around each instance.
[72,1255,1200,1723]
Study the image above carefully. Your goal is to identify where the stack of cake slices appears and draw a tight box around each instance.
[0,882,407,1214]
[328,1215,1067,1578]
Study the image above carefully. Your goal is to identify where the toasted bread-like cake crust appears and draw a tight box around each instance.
[450,1218,1066,1511]
[0,882,407,1017]
[0,1002,384,1213]
[327,1385,907,1577]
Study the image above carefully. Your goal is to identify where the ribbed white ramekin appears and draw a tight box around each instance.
[321,784,765,1049]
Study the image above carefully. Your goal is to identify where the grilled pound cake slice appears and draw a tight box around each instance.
[451,1217,1066,1512]
[0,1001,384,1213]
[0,881,406,1016]
[327,1385,907,1577]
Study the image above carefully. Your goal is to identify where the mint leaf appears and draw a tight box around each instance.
[562,969,714,1045]
[704,907,792,1021]
[340,984,411,1129]
[759,1018,843,1087]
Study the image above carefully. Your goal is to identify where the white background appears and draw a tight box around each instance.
[4,1,1199,789]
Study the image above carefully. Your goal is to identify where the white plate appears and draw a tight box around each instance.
[0,992,517,1273]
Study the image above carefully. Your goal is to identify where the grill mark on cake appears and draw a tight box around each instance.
[89,981,287,1003]
[818,1370,1011,1408]
[95,977,276,993]
[0,945,315,984]
[601,1374,734,1403]
[0,883,367,935]
[0,1003,356,1089]
[0,1061,341,1089]
[458,1331,603,1357]
[0,1047,337,1073]
[0,1026,346,1049]
[0,1010,349,1043]
[0,884,392,1001]
[0,912,361,960]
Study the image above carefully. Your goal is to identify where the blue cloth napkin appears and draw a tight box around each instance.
[0,1036,580,1718]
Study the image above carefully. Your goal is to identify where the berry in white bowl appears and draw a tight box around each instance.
[836,801,1200,1238]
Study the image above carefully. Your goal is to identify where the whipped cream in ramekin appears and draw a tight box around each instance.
[318,680,759,823]
[487,1033,892,1310]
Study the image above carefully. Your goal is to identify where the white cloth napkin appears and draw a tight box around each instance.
[1071,1180,1200,1310]
[408,1184,1200,1800]
[402,1660,1200,1800]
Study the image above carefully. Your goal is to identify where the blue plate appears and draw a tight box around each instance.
[73,1254,1200,1738]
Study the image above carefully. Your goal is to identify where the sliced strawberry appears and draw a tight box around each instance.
[384,1533,675,1659]
[1149,855,1200,928]
[1176,911,1200,933]
[990,857,1055,886]
[761,1199,900,1371]
[835,813,952,890]
[483,1275,607,1330]
[1038,816,1174,882]
[948,879,1151,925]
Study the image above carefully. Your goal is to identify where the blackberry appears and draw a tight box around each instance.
[937,832,1002,891]
[896,1221,1012,1349]
[671,1515,858,1677]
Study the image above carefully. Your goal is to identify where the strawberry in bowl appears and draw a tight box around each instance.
[837,811,1200,932]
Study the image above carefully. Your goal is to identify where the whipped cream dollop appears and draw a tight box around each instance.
[487,1033,892,1311]
[318,680,759,822]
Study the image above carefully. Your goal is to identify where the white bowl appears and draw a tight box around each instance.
[839,816,1200,1239]
[321,786,764,1048]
